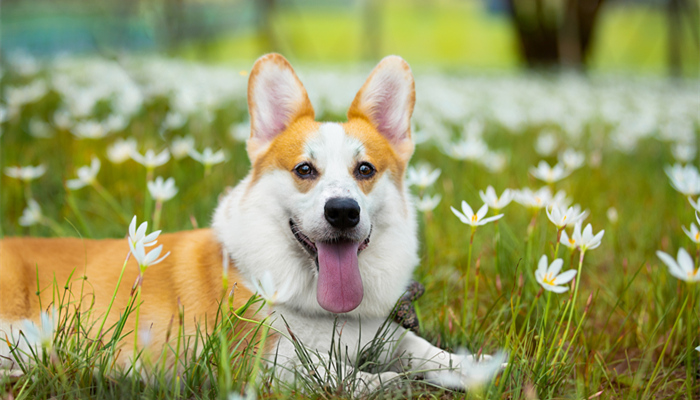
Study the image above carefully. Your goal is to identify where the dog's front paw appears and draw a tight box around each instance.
[353,371,402,397]
[425,352,507,390]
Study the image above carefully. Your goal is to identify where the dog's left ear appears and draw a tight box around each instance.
[247,53,315,161]
[347,55,415,161]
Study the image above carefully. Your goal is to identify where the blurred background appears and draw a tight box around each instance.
[2,0,699,76]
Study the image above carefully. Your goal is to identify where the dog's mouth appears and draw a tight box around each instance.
[289,219,371,259]
[289,219,370,314]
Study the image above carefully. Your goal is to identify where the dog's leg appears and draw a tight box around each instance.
[269,337,401,396]
[390,329,497,390]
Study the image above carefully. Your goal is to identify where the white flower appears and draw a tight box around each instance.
[446,137,489,161]
[161,112,187,131]
[689,197,700,213]
[19,199,43,226]
[251,270,292,305]
[189,147,226,167]
[535,255,577,293]
[431,351,507,389]
[147,177,178,202]
[131,149,171,169]
[406,164,441,190]
[71,120,110,139]
[415,194,441,212]
[530,161,570,184]
[451,201,503,227]
[27,118,53,138]
[21,307,56,349]
[546,204,587,229]
[560,230,577,250]
[170,135,195,159]
[479,186,514,211]
[129,238,170,273]
[104,114,128,132]
[229,121,251,142]
[66,156,101,190]
[514,187,552,210]
[571,222,604,252]
[656,248,700,282]
[671,142,696,163]
[606,207,618,224]
[228,387,257,400]
[53,109,73,130]
[665,163,700,196]
[683,223,700,244]
[480,151,508,173]
[534,131,558,156]
[5,80,47,108]
[549,190,572,210]
[4,164,46,182]
[558,148,585,171]
[128,216,160,248]
[107,138,138,164]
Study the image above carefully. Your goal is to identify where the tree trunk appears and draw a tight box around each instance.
[506,0,605,69]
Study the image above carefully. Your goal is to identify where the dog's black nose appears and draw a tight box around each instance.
[324,197,361,229]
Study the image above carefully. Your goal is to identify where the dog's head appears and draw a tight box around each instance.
[214,54,418,316]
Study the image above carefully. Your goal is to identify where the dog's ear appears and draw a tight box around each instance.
[247,53,314,161]
[347,55,415,161]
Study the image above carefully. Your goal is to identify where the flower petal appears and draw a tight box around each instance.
[476,204,488,220]
[537,255,548,275]
[548,258,564,277]
[451,206,469,224]
[461,201,474,219]
[552,269,577,285]
[676,248,694,274]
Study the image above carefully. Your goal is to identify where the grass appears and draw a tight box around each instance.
[1,57,699,399]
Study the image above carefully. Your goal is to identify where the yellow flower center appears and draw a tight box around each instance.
[691,268,699,279]
[543,273,556,285]
[568,238,575,245]
[695,233,699,241]
[471,215,477,223]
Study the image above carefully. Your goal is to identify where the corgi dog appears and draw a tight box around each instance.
[1,54,492,393]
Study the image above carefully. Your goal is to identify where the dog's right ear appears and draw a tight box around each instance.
[246,53,315,161]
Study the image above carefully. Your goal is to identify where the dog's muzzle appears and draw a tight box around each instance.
[289,219,371,314]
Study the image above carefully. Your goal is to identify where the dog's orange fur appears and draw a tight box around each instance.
[0,229,265,359]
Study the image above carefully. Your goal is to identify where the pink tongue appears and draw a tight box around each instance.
[316,241,364,313]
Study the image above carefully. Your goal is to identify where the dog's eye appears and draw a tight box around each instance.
[294,162,316,178]
[356,162,376,179]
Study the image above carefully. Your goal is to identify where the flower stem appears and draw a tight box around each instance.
[93,252,130,350]
[144,169,153,225]
[472,258,480,329]
[93,181,128,224]
[494,219,501,279]
[463,227,476,325]
[65,191,92,237]
[554,227,564,259]
[132,278,143,374]
[249,315,271,391]
[23,181,33,202]
[42,216,66,237]
[642,294,689,398]
[152,200,163,231]
[535,291,552,364]
[686,284,697,398]
[552,250,585,365]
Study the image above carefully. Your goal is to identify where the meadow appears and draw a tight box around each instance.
[1,53,699,399]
